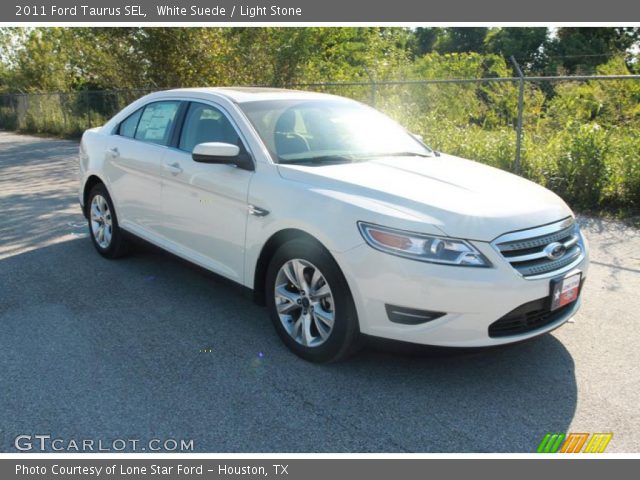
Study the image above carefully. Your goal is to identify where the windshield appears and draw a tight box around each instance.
[239,99,432,164]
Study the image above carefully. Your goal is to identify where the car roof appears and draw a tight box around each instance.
[161,87,350,104]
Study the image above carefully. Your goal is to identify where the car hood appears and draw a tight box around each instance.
[276,154,573,242]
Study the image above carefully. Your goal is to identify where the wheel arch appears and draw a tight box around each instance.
[252,228,340,305]
[82,174,107,218]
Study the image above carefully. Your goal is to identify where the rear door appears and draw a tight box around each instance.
[104,100,182,237]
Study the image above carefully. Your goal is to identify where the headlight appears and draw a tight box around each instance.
[358,222,491,267]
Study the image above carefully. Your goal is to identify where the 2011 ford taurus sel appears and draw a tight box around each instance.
[79,87,589,362]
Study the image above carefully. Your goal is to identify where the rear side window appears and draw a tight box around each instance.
[179,103,240,153]
[118,108,142,138]
[134,101,180,146]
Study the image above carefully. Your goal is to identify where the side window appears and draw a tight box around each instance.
[179,103,241,153]
[134,101,180,146]
[118,108,142,138]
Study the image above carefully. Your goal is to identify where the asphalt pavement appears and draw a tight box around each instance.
[0,131,638,452]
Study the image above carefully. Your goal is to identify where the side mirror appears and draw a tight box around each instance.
[192,142,254,171]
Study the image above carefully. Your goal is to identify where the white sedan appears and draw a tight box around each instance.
[79,87,589,362]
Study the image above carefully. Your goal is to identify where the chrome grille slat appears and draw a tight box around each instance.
[493,218,585,279]
[496,224,576,252]
[504,250,553,263]
[564,236,579,248]
[512,246,581,277]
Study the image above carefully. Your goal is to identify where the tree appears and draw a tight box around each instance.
[225,28,411,86]
[135,28,234,88]
[11,28,76,92]
[433,28,489,54]
[484,28,548,71]
[64,28,148,90]
[544,28,640,74]
[411,28,442,56]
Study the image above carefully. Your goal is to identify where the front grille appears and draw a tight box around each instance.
[494,218,584,278]
[488,295,577,338]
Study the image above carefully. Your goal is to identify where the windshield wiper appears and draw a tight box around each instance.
[279,155,356,165]
[361,151,434,159]
[279,151,434,165]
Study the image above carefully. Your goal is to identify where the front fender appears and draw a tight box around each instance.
[242,172,448,289]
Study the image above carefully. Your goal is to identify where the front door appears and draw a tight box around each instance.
[160,101,254,283]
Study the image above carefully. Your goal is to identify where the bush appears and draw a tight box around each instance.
[0,53,638,218]
[607,131,640,212]
[552,123,610,209]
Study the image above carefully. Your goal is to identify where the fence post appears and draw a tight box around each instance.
[510,56,525,175]
[365,68,377,107]
[85,90,91,129]
[370,82,377,108]
[59,92,67,132]
[23,93,28,130]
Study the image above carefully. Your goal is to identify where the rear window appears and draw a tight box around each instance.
[118,108,142,138]
[134,101,180,146]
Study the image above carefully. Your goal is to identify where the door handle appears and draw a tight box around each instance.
[107,147,120,158]
[164,162,183,175]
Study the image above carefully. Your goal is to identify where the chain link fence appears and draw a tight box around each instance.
[0,88,155,138]
[1,73,639,212]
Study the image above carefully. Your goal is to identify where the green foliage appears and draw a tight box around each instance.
[432,28,489,54]
[0,29,638,216]
[484,28,548,66]
[0,27,412,91]
[411,28,440,57]
[543,28,640,75]
[553,123,611,209]
[613,133,640,210]
[4,92,99,137]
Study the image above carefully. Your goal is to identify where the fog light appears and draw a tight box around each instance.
[385,304,446,325]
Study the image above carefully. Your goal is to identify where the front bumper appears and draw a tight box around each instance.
[334,238,589,347]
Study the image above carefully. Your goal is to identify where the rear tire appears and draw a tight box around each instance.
[265,238,361,363]
[87,183,129,259]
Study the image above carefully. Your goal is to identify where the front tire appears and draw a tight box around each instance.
[87,183,129,258]
[265,238,361,362]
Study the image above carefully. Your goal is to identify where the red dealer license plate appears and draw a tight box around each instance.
[550,272,582,311]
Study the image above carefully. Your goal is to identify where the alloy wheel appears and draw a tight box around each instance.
[274,259,336,347]
[90,194,113,249]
